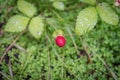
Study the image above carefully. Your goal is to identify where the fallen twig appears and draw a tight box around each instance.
[13,44,27,53]
[0,30,26,64]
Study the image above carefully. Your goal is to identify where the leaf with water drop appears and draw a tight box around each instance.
[75,7,97,36]
[17,0,37,17]
[96,3,119,25]
[5,15,29,32]
[29,16,44,39]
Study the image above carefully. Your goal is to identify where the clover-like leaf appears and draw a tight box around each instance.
[53,1,65,10]
[80,0,96,5]
[5,15,30,32]
[75,7,97,36]
[29,16,44,39]
[96,3,119,25]
[17,0,37,17]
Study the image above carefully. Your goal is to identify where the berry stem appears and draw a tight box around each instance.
[45,31,80,80]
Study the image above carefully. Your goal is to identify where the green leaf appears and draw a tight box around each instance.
[53,1,65,10]
[29,16,44,39]
[5,15,29,32]
[80,0,96,5]
[75,7,97,36]
[17,0,37,17]
[96,3,119,25]
[52,29,63,38]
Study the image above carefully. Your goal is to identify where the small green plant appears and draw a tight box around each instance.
[5,0,44,39]
[75,1,119,36]
[52,1,65,11]
[5,0,119,38]
[0,0,120,80]
[75,7,98,36]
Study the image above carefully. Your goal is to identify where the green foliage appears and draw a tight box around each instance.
[80,0,96,5]
[52,29,63,38]
[52,1,65,10]
[17,0,37,17]
[96,2,119,25]
[0,0,120,80]
[29,16,44,39]
[4,0,45,39]
[75,7,97,36]
[5,15,30,32]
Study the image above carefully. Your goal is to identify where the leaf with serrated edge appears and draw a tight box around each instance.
[17,0,37,17]
[96,3,119,25]
[80,0,96,5]
[29,16,44,39]
[75,7,97,36]
[5,15,29,32]
[53,1,65,10]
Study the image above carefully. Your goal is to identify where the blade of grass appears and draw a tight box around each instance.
[65,26,79,54]
[80,37,119,80]
[50,9,64,22]
[0,29,26,64]
[0,71,12,80]
[47,45,51,80]
[13,44,27,53]
[67,27,92,63]
[0,17,32,64]
[8,61,13,79]
[45,32,81,80]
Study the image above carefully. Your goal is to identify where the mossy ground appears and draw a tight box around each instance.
[0,0,120,80]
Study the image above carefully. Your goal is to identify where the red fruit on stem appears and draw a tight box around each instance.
[55,35,66,47]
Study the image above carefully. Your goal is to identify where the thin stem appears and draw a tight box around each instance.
[89,46,118,80]
[80,37,92,63]
[13,44,27,53]
[47,45,51,80]
[45,32,81,80]
[50,9,64,21]
[81,38,119,80]
[8,61,13,79]
[0,71,12,80]
[0,15,32,63]
[0,30,26,64]
[66,27,79,55]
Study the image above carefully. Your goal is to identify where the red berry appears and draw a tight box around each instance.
[118,0,120,3]
[55,35,66,47]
